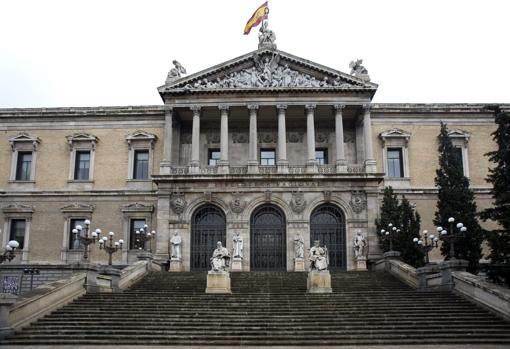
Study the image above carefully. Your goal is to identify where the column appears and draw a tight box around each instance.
[218,104,229,174]
[276,104,288,173]
[190,105,201,174]
[363,104,376,173]
[160,106,173,174]
[306,104,317,173]
[334,104,347,172]
[247,104,259,174]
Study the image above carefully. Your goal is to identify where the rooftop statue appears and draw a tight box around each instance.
[349,59,370,82]
[165,60,187,84]
[258,21,276,50]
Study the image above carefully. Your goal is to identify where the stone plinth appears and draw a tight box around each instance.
[383,251,401,259]
[440,259,468,290]
[355,257,367,271]
[137,251,153,261]
[231,257,243,272]
[206,271,231,294]
[416,264,440,290]
[307,270,332,293]
[294,258,305,272]
[169,258,182,272]
[0,293,18,339]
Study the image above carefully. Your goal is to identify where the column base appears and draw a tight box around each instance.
[364,159,377,173]
[189,162,200,174]
[335,160,347,173]
[169,258,182,272]
[307,270,332,293]
[277,160,289,174]
[159,161,172,175]
[231,257,243,272]
[306,160,318,174]
[217,162,230,174]
[247,161,259,174]
[294,258,306,272]
[206,271,232,294]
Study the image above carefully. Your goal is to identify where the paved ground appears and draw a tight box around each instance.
[3,344,510,349]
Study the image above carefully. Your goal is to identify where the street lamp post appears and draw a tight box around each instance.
[413,230,439,265]
[134,224,156,253]
[381,223,400,252]
[0,240,20,263]
[72,219,101,261]
[437,217,467,260]
[99,231,124,266]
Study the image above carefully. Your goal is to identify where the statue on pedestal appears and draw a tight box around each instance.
[170,232,182,259]
[258,21,276,49]
[165,60,187,84]
[309,240,329,271]
[210,241,230,272]
[294,234,305,259]
[232,232,243,258]
[353,231,367,259]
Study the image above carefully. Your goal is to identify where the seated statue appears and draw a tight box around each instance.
[309,240,329,271]
[210,241,230,272]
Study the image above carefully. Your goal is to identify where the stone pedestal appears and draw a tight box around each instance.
[137,251,153,261]
[169,258,182,272]
[440,259,468,290]
[206,271,231,294]
[0,293,18,339]
[294,258,305,272]
[383,251,401,273]
[231,257,243,272]
[355,257,367,271]
[416,264,440,290]
[307,270,332,293]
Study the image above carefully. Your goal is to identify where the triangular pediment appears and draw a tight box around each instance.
[159,49,378,95]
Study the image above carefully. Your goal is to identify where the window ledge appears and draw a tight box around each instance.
[8,180,35,184]
[384,177,411,181]
[67,180,94,183]
[126,179,152,182]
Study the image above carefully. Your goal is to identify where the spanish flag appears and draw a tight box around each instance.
[244,2,269,35]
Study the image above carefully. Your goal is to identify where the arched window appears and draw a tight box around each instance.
[191,205,226,271]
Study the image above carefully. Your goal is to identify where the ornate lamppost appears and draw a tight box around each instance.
[98,232,124,266]
[436,217,467,260]
[413,230,439,265]
[381,223,400,252]
[0,240,20,263]
[72,219,101,261]
[134,224,156,253]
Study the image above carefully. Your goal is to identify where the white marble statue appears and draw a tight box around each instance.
[309,240,329,271]
[294,234,305,259]
[232,232,243,258]
[210,241,230,272]
[170,232,182,259]
[353,231,367,259]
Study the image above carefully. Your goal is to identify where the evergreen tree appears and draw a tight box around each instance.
[376,186,424,267]
[434,122,484,273]
[480,106,510,286]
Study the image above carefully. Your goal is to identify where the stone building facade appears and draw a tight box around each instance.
[0,46,505,272]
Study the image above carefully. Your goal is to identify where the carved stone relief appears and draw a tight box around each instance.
[230,193,247,214]
[170,193,187,215]
[315,132,329,143]
[258,131,277,144]
[289,192,306,214]
[206,132,220,144]
[344,131,356,143]
[287,132,304,143]
[350,191,367,214]
[232,132,248,144]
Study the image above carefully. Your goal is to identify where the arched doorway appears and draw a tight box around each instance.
[310,204,346,271]
[250,204,286,271]
[190,205,226,271]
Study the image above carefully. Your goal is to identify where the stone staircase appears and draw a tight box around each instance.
[3,271,510,346]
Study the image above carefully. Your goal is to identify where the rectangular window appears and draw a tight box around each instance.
[315,148,328,165]
[453,147,464,172]
[69,218,86,250]
[74,151,90,180]
[208,149,221,166]
[387,148,404,178]
[133,150,149,179]
[260,149,275,166]
[9,219,26,249]
[130,219,146,250]
[15,152,32,181]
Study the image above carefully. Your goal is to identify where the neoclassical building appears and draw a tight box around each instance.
[0,36,505,272]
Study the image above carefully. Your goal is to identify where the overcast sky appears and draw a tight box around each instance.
[0,0,508,108]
